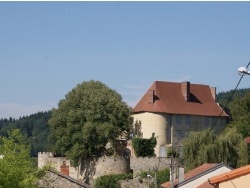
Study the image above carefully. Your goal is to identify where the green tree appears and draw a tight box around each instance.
[182,128,248,171]
[132,133,157,157]
[230,92,250,121]
[49,80,131,165]
[94,173,132,188]
[229,92,250,138]
[0,129,38,188]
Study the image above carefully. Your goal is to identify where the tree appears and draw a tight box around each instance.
[132,133,157,157]
[0,129,38,188]
[229,92,250,138]
[48,80,131,165]
[182,128,248,171]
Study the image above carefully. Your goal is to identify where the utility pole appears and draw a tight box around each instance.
[153,166,158,188]
[170,156,174,188]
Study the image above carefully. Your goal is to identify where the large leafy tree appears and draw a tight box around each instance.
[182,128,248,171]
[0,129,38,188]
[229,92,250,138]
[49,80,131,165]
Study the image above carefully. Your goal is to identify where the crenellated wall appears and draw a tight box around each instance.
[38,152,130,182]
[38,152,171,186]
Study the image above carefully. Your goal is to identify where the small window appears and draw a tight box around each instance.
[176,115,182,124]
[176,130,182,140]
[204,117,209,127]
[167,115,172,124]
[186,115,191,125]
[221,118,224,126]
[159,145,166,157]
[185,131,189,137]
[211,117,217,125]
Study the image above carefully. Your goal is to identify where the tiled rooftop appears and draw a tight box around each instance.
[209,164,250,184]
[133,81,228,117]
[161,163,220,188]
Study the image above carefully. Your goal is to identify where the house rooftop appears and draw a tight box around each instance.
[161,163,227,188]
[133,81,228,117]
[209,164,250,184]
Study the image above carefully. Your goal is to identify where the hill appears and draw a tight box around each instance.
[0,111,51,157]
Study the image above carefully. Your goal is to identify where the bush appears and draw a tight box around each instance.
[94,173,133,188]
[140,168,170,188]
[132,133,157,157]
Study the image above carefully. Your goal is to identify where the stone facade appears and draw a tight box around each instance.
[132,112,227,157]
[38,152,171,187]
[38,152,130,183]
[130,157,171,176]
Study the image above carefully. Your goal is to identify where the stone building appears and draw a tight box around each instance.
[131,81,229,157]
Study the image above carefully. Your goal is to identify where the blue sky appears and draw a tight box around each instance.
[1,1,250,118]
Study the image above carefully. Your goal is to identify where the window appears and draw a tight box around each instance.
[221,118,224,126]
[204,117,209,127]
[176,115,182,124]
[186,115,191,125]
[167,115,172,124]
[159,145,166,157]
[211,117,217,125]
[176,130,182,140]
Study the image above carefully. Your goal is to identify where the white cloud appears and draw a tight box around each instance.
[0,102,57,119]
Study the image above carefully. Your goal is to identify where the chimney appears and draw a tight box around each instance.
[148,90,155,104]
[181,82,190,102]
[60,161,69,176]
[211,87,216,101]
[178,167,184,183]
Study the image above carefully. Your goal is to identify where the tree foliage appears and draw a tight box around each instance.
[0,111,51,157]
[0,129,39,188]
[182,128,248,171]
[94,173,133,188]
[132,133,157,157]
[140,168,170,188]
[48,80,131,165]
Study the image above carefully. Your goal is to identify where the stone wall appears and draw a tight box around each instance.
[130,157,171,176]
[38,152,130,182]
[38,152,171,187]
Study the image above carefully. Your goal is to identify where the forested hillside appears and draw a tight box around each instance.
[0,111,51,157]
[217,88,250,109]
[0,88,250,157]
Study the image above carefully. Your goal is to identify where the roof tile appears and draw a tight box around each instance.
[209,164,250,184]
[161,163,219,188]
[133,81,228,117]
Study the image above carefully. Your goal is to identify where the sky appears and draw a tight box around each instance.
[1,1,250,119]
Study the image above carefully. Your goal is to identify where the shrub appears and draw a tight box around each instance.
[132,133,157,157]
[94,173,133,188]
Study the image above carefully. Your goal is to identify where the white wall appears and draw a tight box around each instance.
[180,166,231,188]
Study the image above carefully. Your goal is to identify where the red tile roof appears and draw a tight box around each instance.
[161,163,220,188]
[133,81,228,117]
[209,164,250,184]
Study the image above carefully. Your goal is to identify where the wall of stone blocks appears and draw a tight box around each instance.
[130,157,171,176]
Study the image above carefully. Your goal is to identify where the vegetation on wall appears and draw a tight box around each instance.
[48,80,131,165]
[94,173,133,188]
[132,133,157,157]
[139,168,170,188]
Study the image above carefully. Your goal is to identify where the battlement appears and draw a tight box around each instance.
[38,152,54,159]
